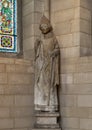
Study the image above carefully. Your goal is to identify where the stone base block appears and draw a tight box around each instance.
[35,124,59,128]
[34,112,61,129]
[35,112,59,117]
[33,129,61,130]
[35,112,59,125]
[37,117,57,124]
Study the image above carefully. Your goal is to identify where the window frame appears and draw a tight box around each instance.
[0,0,23,58]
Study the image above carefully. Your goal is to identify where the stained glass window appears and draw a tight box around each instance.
[0,0,17,53]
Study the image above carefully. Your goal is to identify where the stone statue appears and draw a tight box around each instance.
[34,15,60,112]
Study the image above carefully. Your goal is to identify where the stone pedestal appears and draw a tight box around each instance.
[33,112,61,130]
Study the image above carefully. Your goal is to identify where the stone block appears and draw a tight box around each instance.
[62,118,79,129]
[23,0,31,5]
[74,7,91,21]
[80,119,92,129]
[80,47,92,56]
[74,73,92,84]
[23,37,35,51]
[61,107,89,118]
[34,24,41,36]
[37,117,57,125]
[15,95,33,107]
[79,56,92,64]
[58,33,80,48]
[60,95,77,107]
[55,9,74,23]
[54,22,71,35]
[57,34,72,48]
[0,64,6,72]
[61,55,92,65]
[80,0,92,10]
[23,13,34,26]
[35,124,59,129]
[76,63,92,73]
[61,84,92,95]
[8,73,32,85]
[0,119,13,129]
[0,85,5,94]
[80,33,91,48]
[34,12,42,24]
[23,24,41,39]
[88,108,92,118]
[13,129,28,130]
[15,117,32,128]
[4,84,34,95]
[24,49,35,60]
[23,1,34,16]
[56,129,77,130]
[80,7,91,21]
[52,0,74,12]
[6,64,34,74]
[10,107,33,117]
[44,0,49,11]
[71,19,80,32]
[35,112,60,129]
[15,59,32,65]
[0,96,14,107]
[35,112,59,117]
[74,0,80,7]
[80,19,91,34]
[78,95,92,107]
[73,32,80,46]
[23,24,34,39]
[34,0,43,12]
[22,0,29,5]
[0,108,10,118]
[61,64,75,73]
[74,7,80,19]
[0,58,14,64]
[61,47,80,58]
[16,64,33,74]
[0,73,7,84]
[60,58,76,65]
[33,129,61,130]
[23,12,42,27]
[6,64,15,73]
[61,74,73,84]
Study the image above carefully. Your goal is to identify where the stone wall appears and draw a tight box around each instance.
[23,0,35,60]
[52,0,80,58]
[51,0,92,130]
[79,0,92,56]
[23,0,43,60]
[0,1,35,130]
[21,0,92,130]
[51,0,92,57]
[0,57,34,130]
[16,0,92,130]
[61,57,92,130]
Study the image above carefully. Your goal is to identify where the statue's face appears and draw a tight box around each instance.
[40,23,51,34]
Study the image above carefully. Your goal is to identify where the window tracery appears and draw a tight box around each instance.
[0,0,17,52]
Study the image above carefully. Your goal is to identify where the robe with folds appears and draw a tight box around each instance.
[34,35,60,112]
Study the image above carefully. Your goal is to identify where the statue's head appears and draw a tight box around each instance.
[39,15,52,34]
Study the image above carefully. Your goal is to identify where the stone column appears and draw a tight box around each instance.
[79,0,92,56]
[44,0,50,20]
[23,0,35,60]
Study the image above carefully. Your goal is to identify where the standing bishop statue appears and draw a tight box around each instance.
[34,15,60,112]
